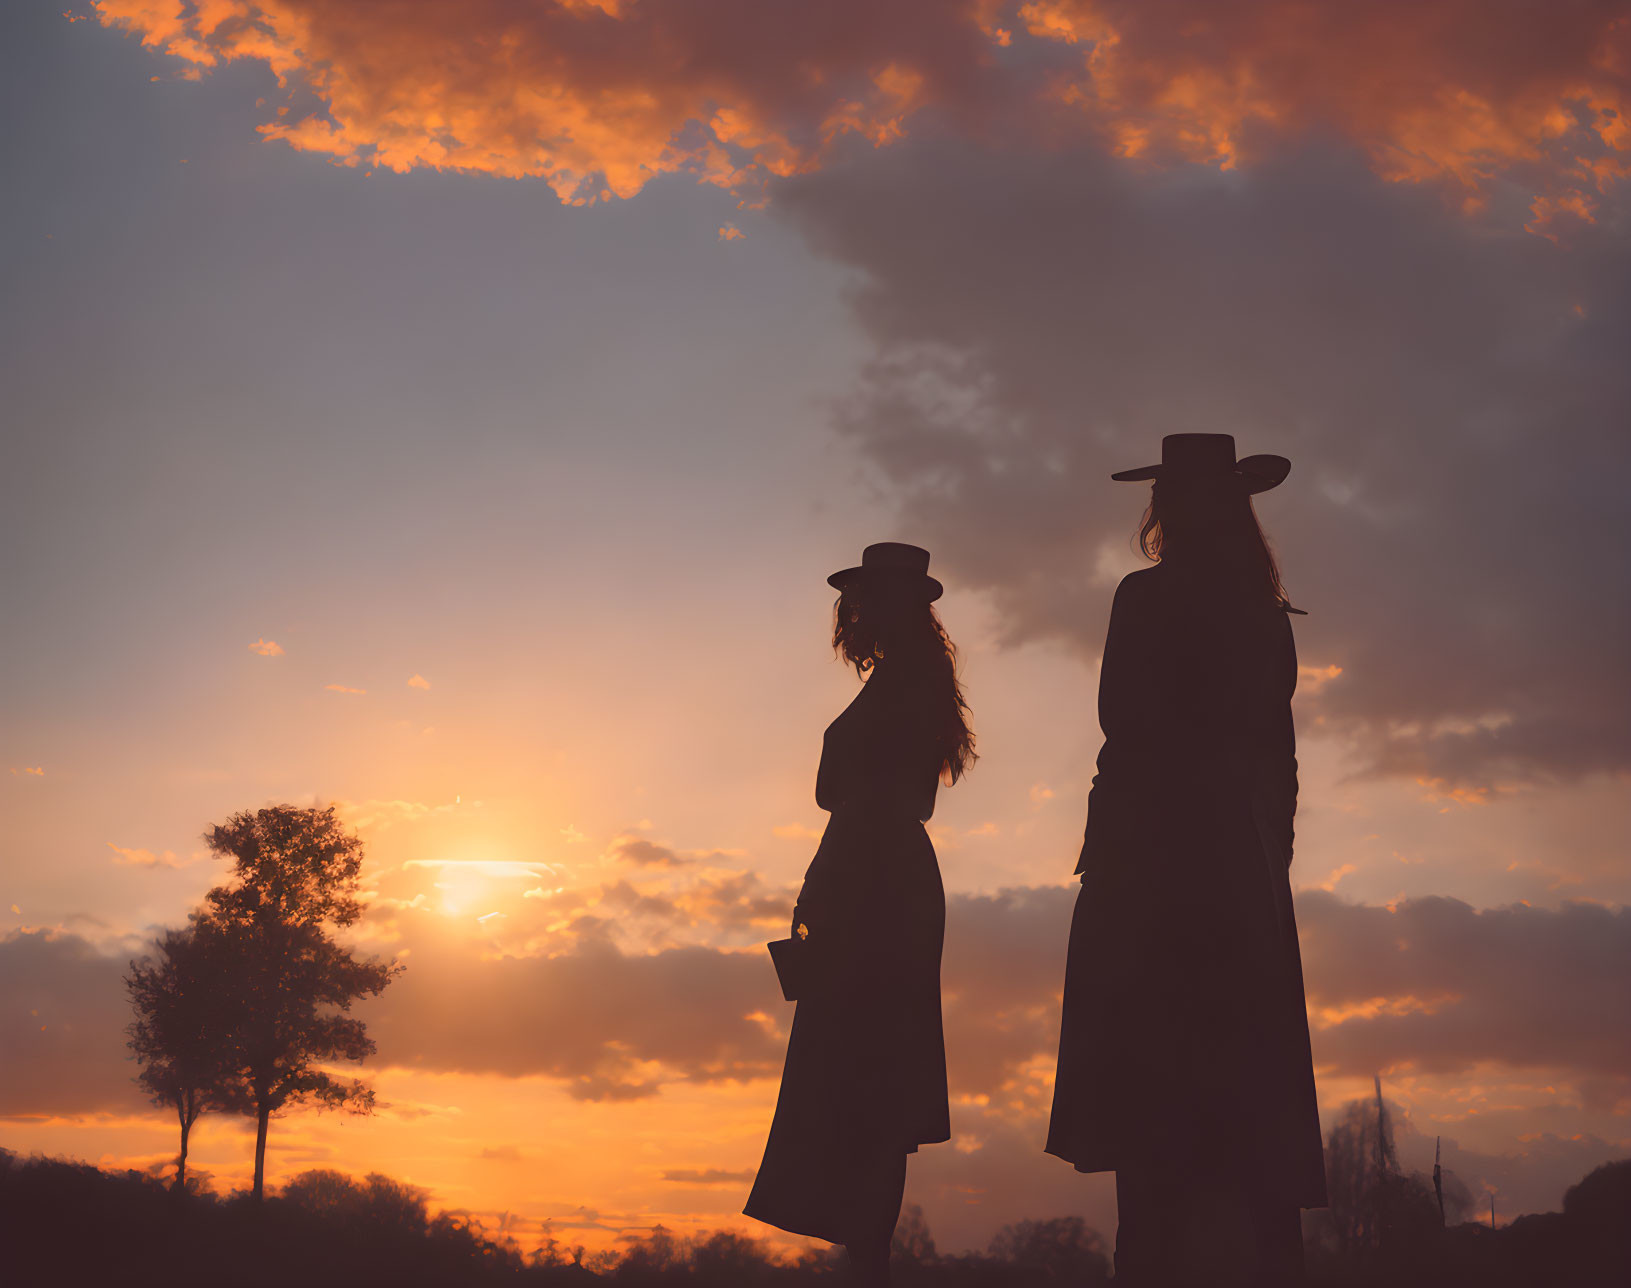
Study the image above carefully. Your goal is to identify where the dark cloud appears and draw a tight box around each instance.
[364,934,784,1099]
[1298,891,1631,1081]
[776,131,1631,789]
[370,883,1631,1112]
[661,1168,756,1186]
[0,929,142,1117]
[539,869,795,946]
[605,837,690,869]
[668,871,799,937]
[942,885,1075,1100]
[8,888,1626,1125]
[939,885,1631,1102]
[940,886,1631,1110]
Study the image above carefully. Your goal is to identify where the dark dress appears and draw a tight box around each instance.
[744,668,950,1244]
[1045,563,1327,1209]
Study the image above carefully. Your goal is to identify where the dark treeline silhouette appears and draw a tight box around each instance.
[124,804,400,1198]
[1314,1077,1474,1262]
[4,1146,1626,1287]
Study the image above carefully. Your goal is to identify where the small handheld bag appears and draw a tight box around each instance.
[766,936,806,1002]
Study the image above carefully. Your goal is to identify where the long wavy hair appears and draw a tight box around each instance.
[833,592,977,785]
[1138,476,1295,610]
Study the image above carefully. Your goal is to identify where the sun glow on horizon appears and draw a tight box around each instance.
[401,858,564,917]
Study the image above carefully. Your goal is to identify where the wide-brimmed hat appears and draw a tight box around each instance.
[1111,433,1290,494]
[828,542,944,603]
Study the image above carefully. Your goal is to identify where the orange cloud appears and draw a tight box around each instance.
[10,766,45,777]
[92,0,970,204]
[599,834,746,871]
[89,1,1626,228]
[324,683,366,694]
[248,637,284,656]
[406,673,431,689]
[105,842,189,869]
[660,1167,755,1186]
[1308,862,1360,893]
[1312,993,1456,1030]
[1021,0,1630,230]
[604,834,688,868]
[335,796,473,830]
[1298,663,1344,694]
[717,224,745,242]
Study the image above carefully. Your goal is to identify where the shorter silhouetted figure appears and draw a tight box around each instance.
[1046,435,1327,1287]
[746,543,975,1286]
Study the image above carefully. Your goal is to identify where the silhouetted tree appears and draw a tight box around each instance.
[125,922,247,1193]
[533,1225,590,1271]
[892,1202,938,1266]
[1562,1157,1631,1225]
[614,1224,685,1280]
[281,1168,431,1233]
[688,1230,781,1284]
[198,803,400,1199]
[13,1146,1620,1288]
[1563,1158,1631,1275]
[1325,1081,1449,1268]
[1326,1086,1390,1254]
[986,1216,1111,1281]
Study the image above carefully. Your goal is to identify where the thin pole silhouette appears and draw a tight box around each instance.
[1434,1137,1445,1226]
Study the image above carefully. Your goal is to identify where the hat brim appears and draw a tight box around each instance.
[827,567,944,603]
[1111,453,1290,495]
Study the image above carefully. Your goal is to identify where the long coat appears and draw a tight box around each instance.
[1045,563,1328,1207]
[744,669,950,1244]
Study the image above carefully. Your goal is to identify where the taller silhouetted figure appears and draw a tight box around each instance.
[1046,435,1327,1287]
[746,543,975,1287]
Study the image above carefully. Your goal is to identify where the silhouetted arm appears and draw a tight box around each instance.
[1275,612,1300,868]
[797,728,842,937]
[1075,574,1158,876]
[1246,607,1301,873]
[814,728,840,814]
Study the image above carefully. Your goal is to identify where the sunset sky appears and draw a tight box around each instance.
[3,0,1629,1257]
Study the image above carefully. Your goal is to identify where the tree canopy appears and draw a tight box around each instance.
[201,805,399,1197]
[125,922,249,1192]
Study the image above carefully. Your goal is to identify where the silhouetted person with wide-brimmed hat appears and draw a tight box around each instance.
[1046,435,1327,1286]
[746,542,975,1286]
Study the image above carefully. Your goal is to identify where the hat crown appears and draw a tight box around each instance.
[860,542,932,576]
[828,542,944,601]
[1160,433,1238,474]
